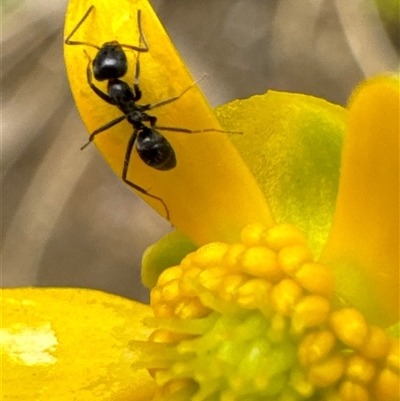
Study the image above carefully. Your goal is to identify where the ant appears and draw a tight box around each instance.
[65,6,240,220]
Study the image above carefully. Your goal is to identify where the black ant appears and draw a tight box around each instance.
[65,6,240,220]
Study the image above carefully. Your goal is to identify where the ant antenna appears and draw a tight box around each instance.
[65,6,148,52]
[120,10,149,52]
[64,6,100,50]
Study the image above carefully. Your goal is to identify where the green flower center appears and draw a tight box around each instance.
[132,224,399,401]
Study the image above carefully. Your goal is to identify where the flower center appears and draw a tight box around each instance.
[132,224,399,401]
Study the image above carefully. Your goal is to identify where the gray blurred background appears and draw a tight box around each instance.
[2,0,399,303]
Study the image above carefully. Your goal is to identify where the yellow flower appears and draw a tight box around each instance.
[2,0,399,400]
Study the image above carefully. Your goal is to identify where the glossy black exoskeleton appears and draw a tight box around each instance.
[65,6,149,81]
[65,6,239,219]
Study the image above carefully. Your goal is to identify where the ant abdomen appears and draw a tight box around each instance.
[136,129,177,171]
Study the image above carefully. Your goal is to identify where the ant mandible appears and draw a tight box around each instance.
[65,6,239,220]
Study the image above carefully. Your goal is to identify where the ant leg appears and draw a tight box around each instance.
[129,10,146,102]
[155,126,242,135]
[120,10,149,53]
[149,116,157,127]
[81,115,126,150]
[145,75,208,111]
[64,6,100,50]
[132,42,142,101]
[84,51,115,105]
[122,130,170,219]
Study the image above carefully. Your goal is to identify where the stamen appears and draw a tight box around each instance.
[132,223,399,401]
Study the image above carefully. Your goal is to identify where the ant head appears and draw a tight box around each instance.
[136,128,177,171]
[93,42,128,81]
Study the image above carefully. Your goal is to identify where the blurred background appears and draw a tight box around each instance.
[2,0,399,303]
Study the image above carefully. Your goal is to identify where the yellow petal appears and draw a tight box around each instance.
[2,288,156,400]
[216,90,346,256]
[64,0,273,244]
[321,76,399,327]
